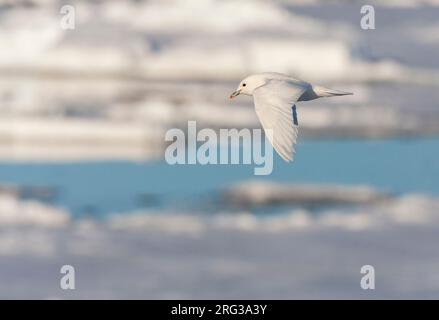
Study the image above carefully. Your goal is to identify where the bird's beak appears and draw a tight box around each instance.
[230,90,241,99]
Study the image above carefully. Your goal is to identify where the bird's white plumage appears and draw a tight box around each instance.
[253,79,308,161]
[231,72,352,162]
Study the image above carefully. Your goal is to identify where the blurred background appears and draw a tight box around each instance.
[1,0,439,299]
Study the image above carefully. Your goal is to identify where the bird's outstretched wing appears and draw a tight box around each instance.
[253,79,308,162]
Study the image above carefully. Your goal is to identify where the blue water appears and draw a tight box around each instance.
[0,138,438,217]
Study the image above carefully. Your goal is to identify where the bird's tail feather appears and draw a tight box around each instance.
[312,85,353,98]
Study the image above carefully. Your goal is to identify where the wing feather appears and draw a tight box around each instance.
[253,79,307,162]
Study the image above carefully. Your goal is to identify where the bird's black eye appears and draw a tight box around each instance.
[242,83,246,87]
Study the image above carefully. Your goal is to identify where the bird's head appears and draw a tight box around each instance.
[230,74,268,99]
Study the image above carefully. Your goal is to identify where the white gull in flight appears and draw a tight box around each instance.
[230,72,352,161]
